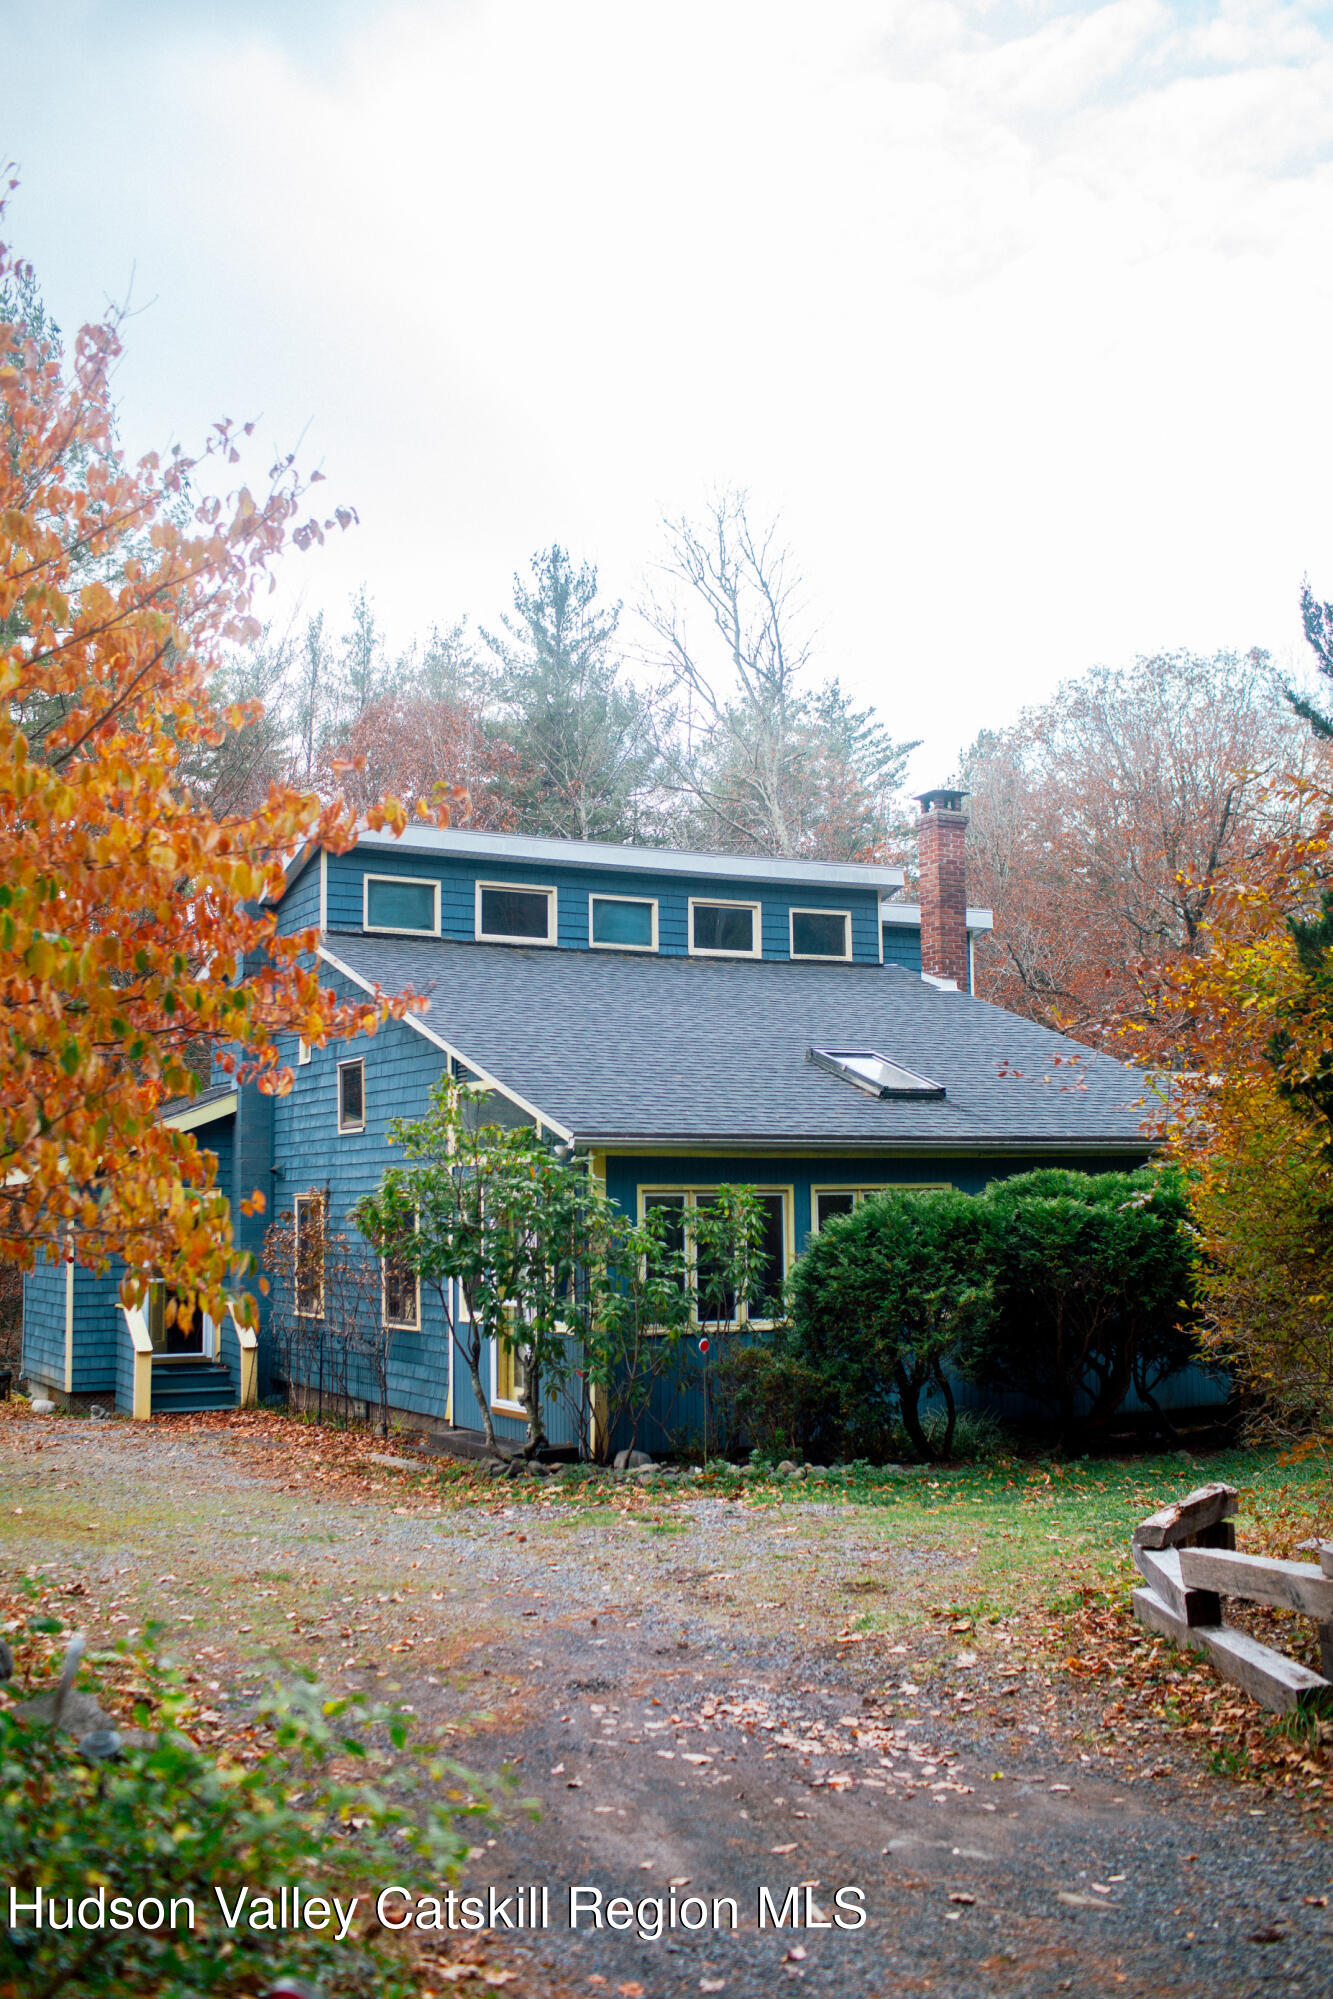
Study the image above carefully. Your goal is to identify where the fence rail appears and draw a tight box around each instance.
[1131,1483,1333,1714]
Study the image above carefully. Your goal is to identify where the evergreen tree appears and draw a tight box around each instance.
[480,546,658,841]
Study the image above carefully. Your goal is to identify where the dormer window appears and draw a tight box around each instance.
[808,1048,945,1100]
[590,894,657,951]
[689,899,761,958]
[790,909,851,960]
[364,874,439,935]
[476,883,556,945]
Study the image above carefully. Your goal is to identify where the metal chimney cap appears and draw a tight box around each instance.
[915,786,969,813]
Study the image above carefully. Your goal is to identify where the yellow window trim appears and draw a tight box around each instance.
[635,1183,794,1330]
[809,1182,953,1231]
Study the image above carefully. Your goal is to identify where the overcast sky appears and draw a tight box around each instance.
[5,0,1333,785]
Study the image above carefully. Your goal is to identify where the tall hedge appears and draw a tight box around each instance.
[966,1167,1197,1442]
[783,1188,995,1461]
[779,1167,1197,1458]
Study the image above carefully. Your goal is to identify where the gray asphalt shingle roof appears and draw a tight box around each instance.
[321,931,1154,1154]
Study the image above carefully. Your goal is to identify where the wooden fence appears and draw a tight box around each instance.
[1131,1482,1333,1713]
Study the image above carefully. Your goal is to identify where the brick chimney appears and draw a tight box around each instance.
[916,787,970,989]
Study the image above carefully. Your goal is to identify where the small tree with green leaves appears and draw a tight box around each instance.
[355,1079,613,1456]
[582,1203,691,1459]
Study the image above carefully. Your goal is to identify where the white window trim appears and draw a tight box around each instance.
[337,1057,366,1134]
[809,1182,953,1232]
[687,897,762,959]
[789,906,853,962]
[297,1036,311,1066]
[636,1184,793,1329]
[362,872,441,936]
[293,1192,325,1320]
[588,891,659,953]
[475,879,558,946]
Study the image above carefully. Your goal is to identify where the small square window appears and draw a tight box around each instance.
[791,909,851,960]
[338,1059,365,1132]
[365,875,438,934]
[297,1037,311,1066]
[590,895,657,950]
[477,883,555,943]
[689,900,759,956]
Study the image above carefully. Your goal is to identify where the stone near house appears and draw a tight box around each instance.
[777,1459,799,1476]
[614,1448,654,1470]
[368,1451,417,1471]
[29,1399,55,1415]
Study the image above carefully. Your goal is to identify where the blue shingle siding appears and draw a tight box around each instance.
[265,990,456,1423]
[114,1312,136,1414]
[276,853,322,933]
[72,1267,124,1394]
[314,850,886,965]
[21,1253,66,1391]
[882,925,923,973]
[22,1258,122,1396]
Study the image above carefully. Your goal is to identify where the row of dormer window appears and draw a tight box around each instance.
[361,873,858,961]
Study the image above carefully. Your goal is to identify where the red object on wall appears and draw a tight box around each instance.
[916,788,970,990]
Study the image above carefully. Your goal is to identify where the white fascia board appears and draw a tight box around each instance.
[350,822,906,893]
[161,1091,239,1132]
[317,944,573,1143]
[879,899,994,931]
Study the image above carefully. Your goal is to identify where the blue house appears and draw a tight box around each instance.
[23,794,1163,1448]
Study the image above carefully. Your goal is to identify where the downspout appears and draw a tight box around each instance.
[63,1236,74,1394]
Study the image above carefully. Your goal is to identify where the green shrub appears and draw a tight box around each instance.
[783,1188,996,1461]
[968,1166,1199,1442]
[0,1636,501,1998]
[712,1342,836,1456]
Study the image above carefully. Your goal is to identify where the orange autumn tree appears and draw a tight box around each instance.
[0,222,413,1320]
[1145,784,1333,1429]
[962,649,1317,1045]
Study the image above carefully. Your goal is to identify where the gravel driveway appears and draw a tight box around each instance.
[3,1412,1331,1998]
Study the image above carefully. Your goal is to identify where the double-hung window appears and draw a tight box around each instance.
[476,882,556,944]
[688,899,762,958]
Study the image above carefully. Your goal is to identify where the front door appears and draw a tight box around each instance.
[148,1283,205,1357]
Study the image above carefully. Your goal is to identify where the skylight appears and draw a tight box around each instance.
[808,1048,946,1100]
